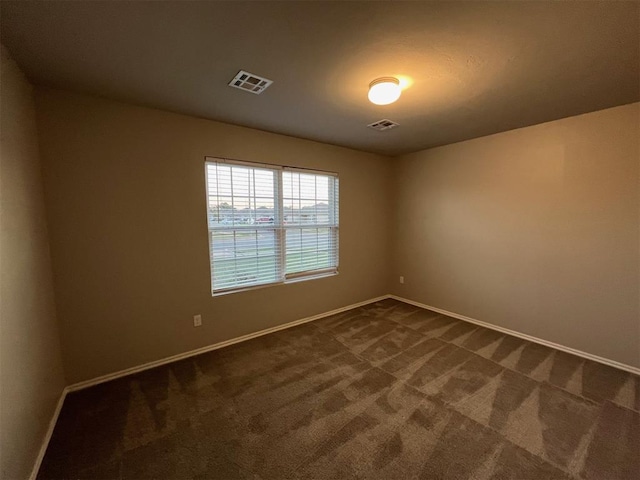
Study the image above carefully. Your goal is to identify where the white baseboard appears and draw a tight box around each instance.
[389,294,640,376]
[66,295,390,392]
[29,387,69,480]
[67,292,640,392]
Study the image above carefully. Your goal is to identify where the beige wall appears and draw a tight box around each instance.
[35,89,393,384]
[0,47,66,478]
[392,103,640,368]
[27,85,640,389]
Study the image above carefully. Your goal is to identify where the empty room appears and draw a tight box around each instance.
[1,1,639,479]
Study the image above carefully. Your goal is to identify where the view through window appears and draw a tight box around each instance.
[205,158,339,293]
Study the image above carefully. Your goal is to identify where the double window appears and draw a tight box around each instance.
[205,157,339,294]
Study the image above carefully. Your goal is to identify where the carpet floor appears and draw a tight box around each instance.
[38,299,640,479]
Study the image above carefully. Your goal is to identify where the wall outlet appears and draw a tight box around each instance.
[399,276,404,284]
[193,314,202,327]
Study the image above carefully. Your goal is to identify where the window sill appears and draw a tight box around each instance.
[211,270,338,297]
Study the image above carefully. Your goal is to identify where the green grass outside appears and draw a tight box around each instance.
[213,250,332,290]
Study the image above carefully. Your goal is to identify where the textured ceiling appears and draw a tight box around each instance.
[1,1,638,156]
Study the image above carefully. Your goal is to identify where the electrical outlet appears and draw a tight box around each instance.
[399,276,404,284]
[193,314,202,327]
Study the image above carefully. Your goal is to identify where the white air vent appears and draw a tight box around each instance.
[228,70,273,94]
[367,119,399,131]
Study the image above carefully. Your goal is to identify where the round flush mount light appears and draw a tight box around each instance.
[368,77,401,105]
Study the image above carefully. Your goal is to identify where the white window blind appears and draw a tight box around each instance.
[205,158,339,294]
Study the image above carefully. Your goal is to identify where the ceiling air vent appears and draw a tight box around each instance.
[367,119,399,131]
[228,70,273,94]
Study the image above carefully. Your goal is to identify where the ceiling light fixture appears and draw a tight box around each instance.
[368,77,401,105]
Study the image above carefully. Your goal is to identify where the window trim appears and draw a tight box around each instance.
[205,157,339,296]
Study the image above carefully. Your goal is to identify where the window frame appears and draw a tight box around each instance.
[204,157,339,296]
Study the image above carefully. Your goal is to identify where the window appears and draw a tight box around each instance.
[205,157,339,294]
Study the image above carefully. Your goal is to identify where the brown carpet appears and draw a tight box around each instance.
[38,299,640,479]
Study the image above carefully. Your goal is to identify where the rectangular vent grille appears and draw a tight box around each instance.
[228,70,273,94]
[367,119,399,131]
